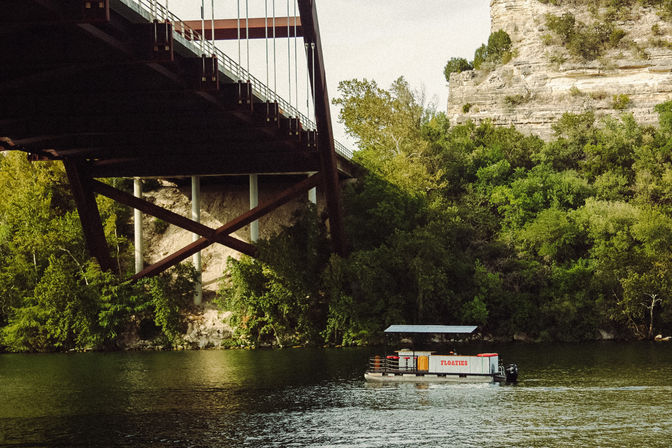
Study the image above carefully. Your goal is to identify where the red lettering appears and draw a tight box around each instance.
[439,359,469,367]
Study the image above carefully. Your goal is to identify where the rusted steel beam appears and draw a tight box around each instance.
[297,0,347,257]
[0,136,19,151]
[88,151,321,178]
[179,17,302,40]
[90,180,256,257]
[132,173,321,279]
[40,140,295,159]
[63,158,115,272]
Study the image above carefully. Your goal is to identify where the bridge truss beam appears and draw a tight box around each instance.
[91,179,256,258]
[180,17,303,40]
[63,159,115,272]
[297,0,348,257]
[132,173,322,279]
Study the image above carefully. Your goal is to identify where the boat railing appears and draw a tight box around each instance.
[368,355,418,374]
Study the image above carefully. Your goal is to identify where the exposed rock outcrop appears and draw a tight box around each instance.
[182,306,234,349]
[447,0,672,139]
[120,178,322,350]
[142,178,322,296]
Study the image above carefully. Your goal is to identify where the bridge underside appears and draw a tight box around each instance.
[0,0,353,277]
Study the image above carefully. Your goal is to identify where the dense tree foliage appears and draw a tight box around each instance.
[219,77,672,346]
[444,57,473,83]
[442,30,513,83]
[0,153,196,352]
[473,30,513,69]
[544,12,626,61]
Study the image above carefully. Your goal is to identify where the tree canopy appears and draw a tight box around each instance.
[218,78,672,346]
[0,153,196,352]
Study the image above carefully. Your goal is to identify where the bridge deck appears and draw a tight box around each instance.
[0,0,355,178]
[0,0,351,273]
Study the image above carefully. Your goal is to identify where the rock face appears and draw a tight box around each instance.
[120,177,322,350]
[447,0,672,139]
[142,177,323,298]
[182,306,234,349]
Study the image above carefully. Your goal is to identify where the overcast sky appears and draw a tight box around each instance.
[168,0,491,146]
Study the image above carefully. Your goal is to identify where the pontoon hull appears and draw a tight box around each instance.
[365,372,501,383]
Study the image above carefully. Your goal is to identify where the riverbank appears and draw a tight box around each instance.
[3,299,671,354]
[114,310,672,352]
[118,304,237,351]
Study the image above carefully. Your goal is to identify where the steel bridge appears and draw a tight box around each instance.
[0,0,355,280]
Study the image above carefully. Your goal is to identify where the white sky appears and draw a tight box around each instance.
[168,0,491,147]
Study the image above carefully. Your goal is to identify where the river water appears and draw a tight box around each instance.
[1,342,671,447]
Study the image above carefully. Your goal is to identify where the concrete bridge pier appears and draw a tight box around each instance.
[249,174,259,242]
[308,173,317,205]
[192,176,203,306]
[134,178,143,275]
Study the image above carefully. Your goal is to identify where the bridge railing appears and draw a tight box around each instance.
[119,0,354,161]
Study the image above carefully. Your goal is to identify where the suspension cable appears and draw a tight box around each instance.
[311,42,316,125]
[273,0,277,99]
[210,0,215,48]
[237,0,241,81]
[293,0,298,114]
[265,0,269,85]
[287,0,291,115]
[265,0,269,115]
[305,42,310,123]
[246,0,250,78]
[163,0,169,43]
[211,0,216,78]
[200,0,205,54]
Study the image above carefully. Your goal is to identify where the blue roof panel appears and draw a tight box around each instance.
[384,325,478,334]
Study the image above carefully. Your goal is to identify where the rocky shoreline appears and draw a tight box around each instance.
[119,304,237,351]
[116,318,666,351]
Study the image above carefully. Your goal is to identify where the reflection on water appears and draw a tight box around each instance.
[1,343,671,447]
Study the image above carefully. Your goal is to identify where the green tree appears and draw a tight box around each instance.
[473,30,513,69]
[2,256,94,352]
[0,152,195,352]
[333,77,442,195]
[218,207,330,347]
[444,57,473,82]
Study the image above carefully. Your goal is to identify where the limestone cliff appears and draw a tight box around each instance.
[447,0,672,139]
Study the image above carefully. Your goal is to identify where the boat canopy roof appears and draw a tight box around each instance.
[384,325,478,334]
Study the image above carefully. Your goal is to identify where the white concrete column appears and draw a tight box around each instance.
[249,174,259,242]
[133,178,143,274]
[308,173,317,205]
[191,176,202,306]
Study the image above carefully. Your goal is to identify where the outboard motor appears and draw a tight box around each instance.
[505,363,518,383]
